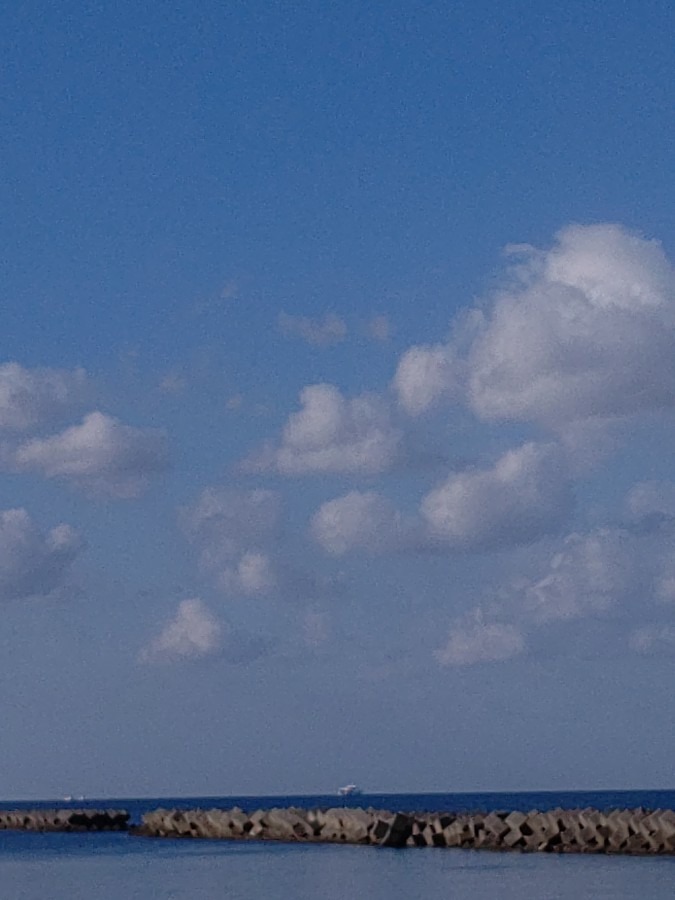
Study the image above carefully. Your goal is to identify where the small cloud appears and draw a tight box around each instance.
[243,383,401,476]
[159,373,187,395]
[220,280,239,302]
[311,490,405,556]
[367,315,391,342]
[13,411,169,499]
[0,508,83,602]
[0,362,88,431]
[226,394,243,411]
[436,609,525,667]
[218,550,277,597]
[139,598,223,664]
[181,487,281,597]
[420,442,571,551]
[626,481,675,521]
[140,598,271,666]
[393,344,461,416]
[193,280,240,314]
[278,312,347,347]
[629,624,675,655]
[302,610,330,647]
[523,527,636,622]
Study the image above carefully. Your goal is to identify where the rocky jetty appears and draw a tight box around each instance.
[0,809,130,832]
[135,805,675,855]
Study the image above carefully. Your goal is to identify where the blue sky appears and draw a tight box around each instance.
[1,0,675,799]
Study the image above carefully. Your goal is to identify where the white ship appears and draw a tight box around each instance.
[337,783,363,797]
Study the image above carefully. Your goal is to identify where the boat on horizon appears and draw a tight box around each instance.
[337,784,363,797]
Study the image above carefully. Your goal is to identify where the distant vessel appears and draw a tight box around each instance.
[337,784,363,797]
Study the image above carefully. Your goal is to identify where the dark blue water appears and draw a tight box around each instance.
[1,791,674,899]
[4,788,675,818]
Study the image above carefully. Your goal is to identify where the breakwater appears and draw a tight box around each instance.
[135,805,675,855]
[2,804,674,855]
[0,809,129,832]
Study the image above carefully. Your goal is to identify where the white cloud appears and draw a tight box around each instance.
[0,362,87,430]
[0,508,83,601]
[626,481,675,520]
[14,411,168,498]
[139,599,223,664]
[394,343,461,415]
[435,609,525,666]
[420,442,571,550]
[278,312,347,347]
[523,528,638,622]
[471,224,675,426]
[218,551,277,596]
[395,224,675,432]
[139,598,271,665]
[311,490,404,556]
[182,488,281,598]
[310,443,571,557]
[245,384,401,476]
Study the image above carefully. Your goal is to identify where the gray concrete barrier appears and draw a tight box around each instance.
[134,805,675,855]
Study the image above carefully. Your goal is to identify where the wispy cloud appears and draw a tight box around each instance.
[435,609,525,667]
[366,315,391,342]
[278,312,347,347]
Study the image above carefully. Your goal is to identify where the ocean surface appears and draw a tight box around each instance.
[1,790,674,899]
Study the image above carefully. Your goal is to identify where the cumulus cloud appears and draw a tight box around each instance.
[0,362,87,430]
[500,501,675,643]
[0,508,83,602]
[244,384,401,476]
[395,224,675,432]
[139,599,223,663]
[278,312,347,347]
[523,528,639,622]
[182,487,281,598]
[394,343,461,416]
[139,598,270,665]
[420,442,571,551]
[310,443,571,557]
[311,490,405,556]
[435,609,525,666]
[13,411,168,498]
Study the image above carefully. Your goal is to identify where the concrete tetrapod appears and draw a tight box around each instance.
[133,805,675,855]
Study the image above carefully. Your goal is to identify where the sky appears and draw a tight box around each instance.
[1,0,675,800]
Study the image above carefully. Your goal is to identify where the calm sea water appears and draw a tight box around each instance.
[1,791,674,899]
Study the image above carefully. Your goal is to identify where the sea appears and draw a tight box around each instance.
[1,790,674,899]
